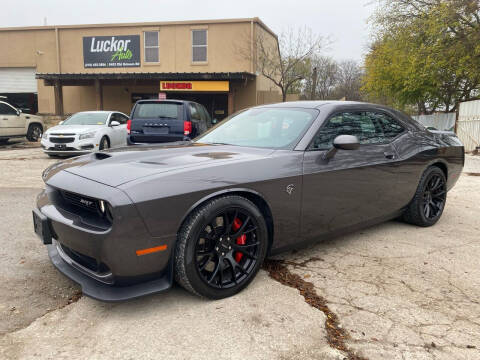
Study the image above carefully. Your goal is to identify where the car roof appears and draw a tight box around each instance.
[257,100,389,109]
[74,111,120,114]
[135,99,195,105]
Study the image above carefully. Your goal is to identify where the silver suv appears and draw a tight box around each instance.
[0,100,44,143]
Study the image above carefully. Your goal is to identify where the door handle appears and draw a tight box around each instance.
[384,152,395,160]
[2,118,8,120]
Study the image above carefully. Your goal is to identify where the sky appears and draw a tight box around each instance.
[1,0,376,62]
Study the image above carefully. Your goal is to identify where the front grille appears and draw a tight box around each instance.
[50,133,75,136]
[50,137,75,144]
[60,244,110,274]
[61,191,99,213]
[47,147,78,151]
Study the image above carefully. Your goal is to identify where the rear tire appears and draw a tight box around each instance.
[99,136,110,150]
[175,195,268,299]
[26,124,43,142]
[403,166,447,227]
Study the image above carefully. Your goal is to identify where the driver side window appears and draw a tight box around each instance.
[309,111,397,150]
[114,113,128,125]
[190,104,200,120]
[0,103,17,115]
[310,112,366,150]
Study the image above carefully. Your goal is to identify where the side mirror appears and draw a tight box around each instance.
[110,121,120,127]
[16,109,22,116]
[333,135,360,150]
[58,120,64,125]
[324,135,360,160]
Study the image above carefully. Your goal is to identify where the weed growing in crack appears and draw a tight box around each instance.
[263,259,367,360]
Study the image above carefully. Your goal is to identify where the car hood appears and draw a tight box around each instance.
[46,124,102,135]
[44,142,275,187]
[26,114,43,121]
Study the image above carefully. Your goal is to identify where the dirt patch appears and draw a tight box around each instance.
[283,256,324,268]
[0,141,41,151]
[263,259,367,360]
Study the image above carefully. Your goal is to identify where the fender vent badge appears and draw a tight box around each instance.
[286,184,295,195]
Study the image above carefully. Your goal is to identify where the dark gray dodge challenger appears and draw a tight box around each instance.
[33,101,464,301]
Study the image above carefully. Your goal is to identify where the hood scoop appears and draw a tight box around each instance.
[94,152,112,160]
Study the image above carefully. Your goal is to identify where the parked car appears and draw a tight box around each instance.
[0,100,44,143]
[127,99,211,145]
[33,101,464,301]
[41,111,128,156]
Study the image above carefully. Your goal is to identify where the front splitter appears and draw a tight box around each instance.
[47,244,172,302]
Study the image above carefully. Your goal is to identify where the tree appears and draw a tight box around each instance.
[363,0,480,113]
[302,56,364,101]
[255,27,325,102]
[335,60,364,101]
[304,56,339,100]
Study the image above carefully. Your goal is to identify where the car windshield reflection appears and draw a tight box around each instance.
[195,107,318,150]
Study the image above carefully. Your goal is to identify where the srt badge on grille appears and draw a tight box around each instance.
[80,198,94,206]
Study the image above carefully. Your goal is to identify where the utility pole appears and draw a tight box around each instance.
[311,67,318,100]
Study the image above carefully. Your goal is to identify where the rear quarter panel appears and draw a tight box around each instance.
[392,129,464,208]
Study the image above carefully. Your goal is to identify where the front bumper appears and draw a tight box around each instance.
[35,170,175,301]
[41,137,98,155]
[47,240,172,302]
[127,134,190,145]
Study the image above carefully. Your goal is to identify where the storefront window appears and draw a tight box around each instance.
[144,31,159,63]
[192,30,207,62]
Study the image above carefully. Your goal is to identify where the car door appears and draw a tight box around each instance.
[107,113,126,147]
[115,113,129,146]
[0,102,24,136]
[301,110,404,239]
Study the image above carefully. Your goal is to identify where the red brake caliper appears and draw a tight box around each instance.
[232,217,246,263]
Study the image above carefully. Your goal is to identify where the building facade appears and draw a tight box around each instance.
[0,18,282,120]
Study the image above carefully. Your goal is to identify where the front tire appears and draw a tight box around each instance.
[99,136,110,150]
[175,195,268,299]
[403,166,447,227]
[26,124,43,142]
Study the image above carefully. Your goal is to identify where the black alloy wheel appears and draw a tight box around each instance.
[195,208,260,289]
[175,195,268,299]
[403,166,447,227]
[422,173,446,220]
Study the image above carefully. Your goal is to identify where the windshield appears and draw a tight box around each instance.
[133,102,182,119]
[195,107,318,149]
[62,112,109,125]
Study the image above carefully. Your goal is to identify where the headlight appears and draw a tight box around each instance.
[98,200,114,222]
[79,131,96,140]
[42,132,48,140]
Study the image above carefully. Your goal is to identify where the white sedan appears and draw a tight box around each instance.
[41,111,129,156]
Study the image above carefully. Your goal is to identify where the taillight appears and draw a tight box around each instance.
[184,121,192,136]
[127,119,131,134]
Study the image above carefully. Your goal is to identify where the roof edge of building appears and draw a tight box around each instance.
[0,17,277,37]
[35,71,257,81]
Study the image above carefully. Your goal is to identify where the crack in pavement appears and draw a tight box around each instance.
[263,258,367,360]
[0,290,82,337]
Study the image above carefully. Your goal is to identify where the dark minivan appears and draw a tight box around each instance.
[127,100,211,145]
